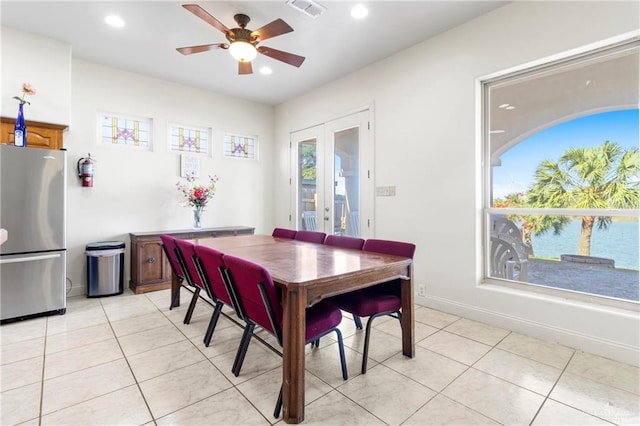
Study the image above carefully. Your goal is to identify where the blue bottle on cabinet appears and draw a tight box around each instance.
[14,103,26,147]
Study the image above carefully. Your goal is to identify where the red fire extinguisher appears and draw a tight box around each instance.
[77,154,94,187]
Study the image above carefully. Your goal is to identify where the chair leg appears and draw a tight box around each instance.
[361,310,401,374]
[274,384,283,418]
[203,301,224,347]
[361,315,374,374]
[333,328,348,380]
[353,314,363,330]
[183,287,200,324]
[232,322,255,377]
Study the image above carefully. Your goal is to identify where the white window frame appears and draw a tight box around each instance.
[479,33,640,311]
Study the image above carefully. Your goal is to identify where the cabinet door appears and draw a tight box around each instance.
[138,241,169,283]
[1,120,65,149]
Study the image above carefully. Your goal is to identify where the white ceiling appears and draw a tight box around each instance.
[0,1,508,105]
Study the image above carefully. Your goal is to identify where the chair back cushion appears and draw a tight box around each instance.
[193,244,233,306]
[223,254,282,335]
[224,254,345,344]
[324,235,365,250]
[272,228,297,239]
[294,230,327,244]
[159,234,184,280]
[362,239,415,297]
[174,238,205,290]
[363,239,416,259]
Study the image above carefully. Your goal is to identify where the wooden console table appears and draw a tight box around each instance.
[129,226,254,294]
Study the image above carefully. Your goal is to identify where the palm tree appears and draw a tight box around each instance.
[527,141,639,256]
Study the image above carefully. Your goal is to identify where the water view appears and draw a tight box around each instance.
[530,220,639,271]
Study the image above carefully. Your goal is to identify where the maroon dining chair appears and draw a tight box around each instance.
[272,227,297,239]
[174,238,209,325]
[160,234,195,313]
[330,238,416,374]
[324,234,365,250]
[222,253,348,418]
[294,230,327,243]
[192,244,239,347]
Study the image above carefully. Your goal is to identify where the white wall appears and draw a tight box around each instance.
[2,27,275,298]
[1,27,71,125]
[275,1,640,365]
[63,60,274,297]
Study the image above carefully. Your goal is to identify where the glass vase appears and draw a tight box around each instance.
[193,206,203,229]
[14,103,27,147]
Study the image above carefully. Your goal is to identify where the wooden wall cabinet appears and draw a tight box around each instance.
[1,117,67,150]
[129,226,255,294]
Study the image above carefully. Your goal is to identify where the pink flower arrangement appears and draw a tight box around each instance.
[176,173,219,208]
[13,83,36,105]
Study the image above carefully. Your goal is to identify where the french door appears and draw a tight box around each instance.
[290,110,372,238]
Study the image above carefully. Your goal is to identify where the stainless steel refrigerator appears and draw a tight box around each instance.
[1,144,67,322]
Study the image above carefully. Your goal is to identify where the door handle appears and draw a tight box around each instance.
[324,216,330,221]
[0,253,61,264]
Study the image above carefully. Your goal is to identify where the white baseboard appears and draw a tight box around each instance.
[415,294,640,367]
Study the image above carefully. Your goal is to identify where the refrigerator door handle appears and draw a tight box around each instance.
[0,253,62,264]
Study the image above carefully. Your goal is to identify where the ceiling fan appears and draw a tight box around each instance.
[176,4,306,75]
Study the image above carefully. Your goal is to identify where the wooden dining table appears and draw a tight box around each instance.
[170,234,415,424]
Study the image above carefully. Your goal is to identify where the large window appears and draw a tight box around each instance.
[482,37,639,306]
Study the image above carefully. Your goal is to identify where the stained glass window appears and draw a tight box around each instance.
[223,133,257,159]
[169,123,210,155]
[99,113,151,148]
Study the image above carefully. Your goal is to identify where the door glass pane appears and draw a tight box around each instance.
[298,139,318,230]
[333,127,359,236]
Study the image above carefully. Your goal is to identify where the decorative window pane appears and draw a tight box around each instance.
[224,133,257,159]
[99,112,151,148]
[169,123,210,155]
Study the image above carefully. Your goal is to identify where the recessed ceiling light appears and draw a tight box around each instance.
[259,66,273,75]
[505,105,515,110]
[490,130,505,134]
[351,4,369,19]
[105,15,125,28]
[498,103,510,109]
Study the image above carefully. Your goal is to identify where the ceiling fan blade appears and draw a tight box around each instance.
[251,19,293,42]
[183,4,229,34]
[257,46,305,67]
[176,43,227,55]
[239,61,253,75]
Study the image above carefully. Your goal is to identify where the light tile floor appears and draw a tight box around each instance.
[1,288,638,425]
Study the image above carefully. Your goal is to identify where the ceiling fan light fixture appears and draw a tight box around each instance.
[229,41,257,62]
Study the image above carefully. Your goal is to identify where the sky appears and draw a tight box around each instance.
[493,109,640,199]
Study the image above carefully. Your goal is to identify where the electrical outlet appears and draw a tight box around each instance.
[418,284,426,297]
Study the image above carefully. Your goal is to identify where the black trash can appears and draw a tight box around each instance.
[86,241,125,297]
